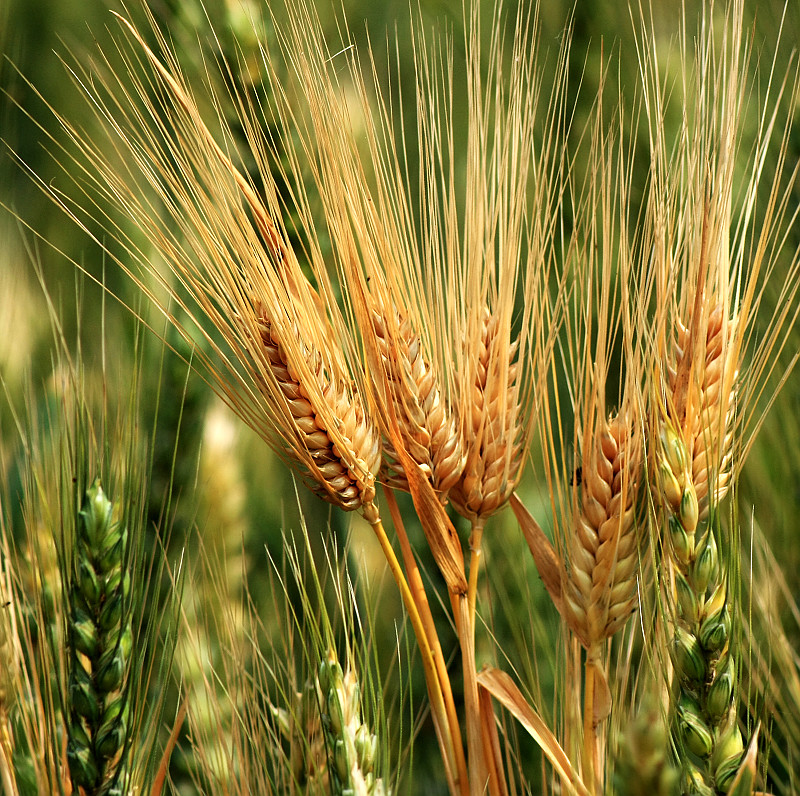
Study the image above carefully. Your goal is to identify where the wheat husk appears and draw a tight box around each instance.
[450,308,524,523]
[371,298,463,501]
[255,304,382,517]
[564,412,641,649]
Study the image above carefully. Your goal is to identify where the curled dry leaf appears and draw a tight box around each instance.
[509,492,563,616]
[477,666,589,796]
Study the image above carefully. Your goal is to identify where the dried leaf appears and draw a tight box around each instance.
[510,492,563,614]
[477,666,589,796]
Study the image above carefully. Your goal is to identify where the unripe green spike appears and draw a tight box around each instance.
[680,486,699,535]
[71,609,100,658]
[669,516,694,565]
[677,696,713,758]
[700,605,730,652]
[70,667,100,724]
[318,658,332,695]
[99,524,127,573]
[327,686,344,736]
[78,559,102,605]
[714,756,743,793]
[722,736,757,796]
[99,593,124,632]
[96,626,131,692]
[67,720,99,787]
[706,665,735,723]
[345,672,360,722]
[354,724,376,773]
[673,627,706,683]
[80,480,114,547]
[692,532,717,594]
[659,460,683,509]
[103,568,128,599]
[684,767,715,796]
[97,647,126,692]
[661,426,687,475]
[333,737,350,784]
[704,582,727,620]
[67,739,99,789]
[675,571,700,623]
[116,625,133,658]
[713,725,743,766]
[96,699,128,759]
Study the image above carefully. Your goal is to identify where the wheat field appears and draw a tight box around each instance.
[2,0,800,793]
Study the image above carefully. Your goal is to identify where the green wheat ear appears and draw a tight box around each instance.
[66,479,132,795]
[317,648,387,796]
[611,698,679,796]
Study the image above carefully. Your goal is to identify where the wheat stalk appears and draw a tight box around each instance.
[0,550,17,796]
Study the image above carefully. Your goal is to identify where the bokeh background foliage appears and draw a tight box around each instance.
[2,0,800,793]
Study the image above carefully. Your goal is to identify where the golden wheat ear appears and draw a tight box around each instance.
[253,301,382,518]
[564,411,642,650]
[450,307,525,524]
[89,13,386,521]
[369,292,464,501]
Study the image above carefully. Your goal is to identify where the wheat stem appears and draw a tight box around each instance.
[464,519,489,794]
[467,518,485,625]
[582,646,603,796]
[383,487,468,793]
[0,578,16,796]
[0,724,14,796]
[452,591,488,796]
[478,684,508,796]
[366,507,465,795]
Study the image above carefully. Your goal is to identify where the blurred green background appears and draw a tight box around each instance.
[3,0,800,793]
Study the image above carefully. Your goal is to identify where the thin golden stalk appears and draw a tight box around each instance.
[382,487,468,795]
[367,510,466,796]
[0,571,16,796]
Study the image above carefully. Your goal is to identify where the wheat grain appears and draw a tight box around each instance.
[450,308,524,523]
[564,412,641,650]
[371,298,463,500]
[254,303,382,519]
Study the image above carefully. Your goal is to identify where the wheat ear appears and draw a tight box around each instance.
[371,298,463,501]
[670,304,737,519]
[656,298,744,793]
[66,480,132,794]
[564,412,642,650]
[450,307,524,525]
[317,650,387,796]
[255,305,382,519]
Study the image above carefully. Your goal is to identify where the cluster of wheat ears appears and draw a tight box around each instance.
[3,0,800,793]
